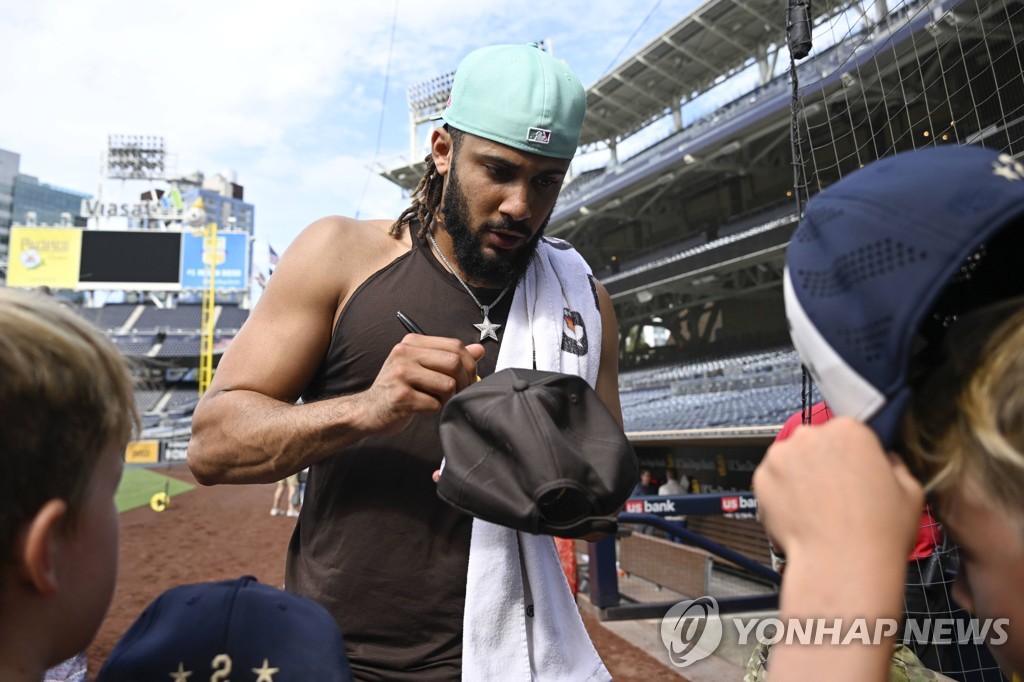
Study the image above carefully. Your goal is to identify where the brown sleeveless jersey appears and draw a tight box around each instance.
[286,227,512,681]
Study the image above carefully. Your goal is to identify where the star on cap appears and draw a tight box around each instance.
[474,315,502,342]
[993,160,1024,181]
[252,659,280,682]
[169,662,193,681]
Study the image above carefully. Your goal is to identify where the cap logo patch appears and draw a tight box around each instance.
[527,127,551,145]
[561,308,588,356]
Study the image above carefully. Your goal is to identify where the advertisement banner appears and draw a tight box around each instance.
[124,440,160,464]
[668,445,764,493]
[7,227,82,288]
[180,231,248,290]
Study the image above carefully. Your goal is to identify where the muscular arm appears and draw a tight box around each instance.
[187,218,482,485]
[582,280,626,541]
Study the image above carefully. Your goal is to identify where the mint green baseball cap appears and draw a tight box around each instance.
[441,43,587,160]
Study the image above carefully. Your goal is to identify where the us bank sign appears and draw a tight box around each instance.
[80,199,185,221]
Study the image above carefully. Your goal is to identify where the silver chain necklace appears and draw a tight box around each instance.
[427,230,511,341]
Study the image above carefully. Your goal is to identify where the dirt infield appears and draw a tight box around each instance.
[87,463,677,681]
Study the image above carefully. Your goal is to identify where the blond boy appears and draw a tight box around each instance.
[0,289,137,681]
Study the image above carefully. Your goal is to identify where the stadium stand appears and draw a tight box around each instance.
[596,207,797,287]
[214,304,249,331]
[132,388,164,414]
[65,302,215,459]
[624,385,809,432]
[132,304,204,332]
[619,347,815,431]
[109,334,156,357]
[164,385,200,412]
[156,335,201,357]
[76,303,137,331]
[619,347,799,389]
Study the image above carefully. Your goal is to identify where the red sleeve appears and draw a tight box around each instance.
[774,403,936,561]
[774,402,833,442]
[909,508,940,560]
[774,410,804,442]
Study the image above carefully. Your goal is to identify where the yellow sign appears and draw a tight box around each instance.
[124,440,160,464]
[150,492,169,512]
[7,227,82,288]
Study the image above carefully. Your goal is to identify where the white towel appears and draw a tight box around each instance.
[461,238,611,682]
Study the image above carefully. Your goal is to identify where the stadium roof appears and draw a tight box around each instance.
[579,0,850,148]
[581,0,783,147]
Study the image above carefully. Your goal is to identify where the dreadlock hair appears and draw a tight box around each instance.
[390,125,464,239]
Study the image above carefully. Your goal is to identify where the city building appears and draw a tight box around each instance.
[0,148,19,258]
[12,174,90,228]
[186,171,255,235]
[136,170,255,235]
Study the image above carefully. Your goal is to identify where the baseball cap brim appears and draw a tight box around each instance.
[785,146,1024,448]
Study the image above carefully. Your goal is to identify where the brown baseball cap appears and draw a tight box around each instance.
[437,368,637,538]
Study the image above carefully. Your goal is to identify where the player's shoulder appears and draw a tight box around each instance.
[289,216,409,263]
[268,216,409,300]
[296,215,401,245]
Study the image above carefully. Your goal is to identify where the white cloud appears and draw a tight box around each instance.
[0,0,703,249]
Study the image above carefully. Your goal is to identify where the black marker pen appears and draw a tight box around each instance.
[398,310,482,382]
[397,311,425,335]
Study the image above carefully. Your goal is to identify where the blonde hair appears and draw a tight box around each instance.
[0,289,139,570]
[903,301,1024,514]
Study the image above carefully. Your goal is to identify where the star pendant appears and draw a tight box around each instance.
[474,314,502,342]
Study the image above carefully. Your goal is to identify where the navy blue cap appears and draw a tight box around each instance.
[96,576,352,682]
[785,145,1024,447]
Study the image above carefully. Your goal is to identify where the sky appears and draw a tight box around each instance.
[0,0,708,265]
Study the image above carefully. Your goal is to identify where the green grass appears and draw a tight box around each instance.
[116,467,195,513]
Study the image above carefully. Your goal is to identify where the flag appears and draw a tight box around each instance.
[254,272,268,289]
[168,187,184,210]
[269,244,281,273]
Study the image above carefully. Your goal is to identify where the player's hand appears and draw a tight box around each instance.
[756,421,925,682]
[360,335,485,436]
[753,417,923,567]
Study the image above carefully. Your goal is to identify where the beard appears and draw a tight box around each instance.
[439,161,550,289]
